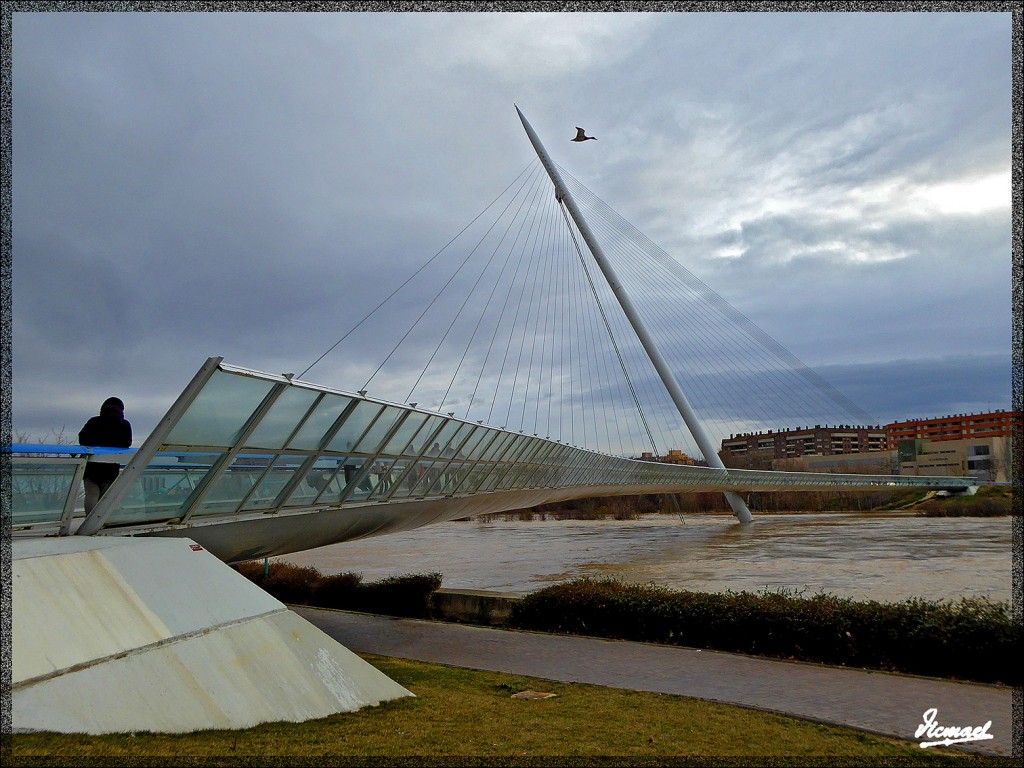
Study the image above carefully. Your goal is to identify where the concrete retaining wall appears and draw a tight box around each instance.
[430,588,523,626]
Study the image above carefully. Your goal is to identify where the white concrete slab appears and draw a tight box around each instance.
[15,610,411,733]
[14,536,282,683]
[12,536,412,733]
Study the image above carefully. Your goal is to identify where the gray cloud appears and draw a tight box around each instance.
[10,11,1013,452]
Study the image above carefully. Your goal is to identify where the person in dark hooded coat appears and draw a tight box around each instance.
[79,397,133,514]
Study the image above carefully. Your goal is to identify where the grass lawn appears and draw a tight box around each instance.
[9,655,1003,765]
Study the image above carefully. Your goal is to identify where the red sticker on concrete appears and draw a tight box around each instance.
[189,544,203,551]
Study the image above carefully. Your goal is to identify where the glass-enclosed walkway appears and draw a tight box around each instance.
[11,358,979,557]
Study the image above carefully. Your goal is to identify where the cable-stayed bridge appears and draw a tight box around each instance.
[11,109,986,732]
[10,109,979,564]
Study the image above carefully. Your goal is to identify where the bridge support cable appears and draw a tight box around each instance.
[299,161,536,381]
[556,166,878,434]
[539,205,652,456]
[516,106,754,523]
[522,202,558,436]
[360,165,547,395]
[408,166,551,406]
[570,199,836,436]
[485,191,559,427]
[549,224,566,440]
[407,173,660,455]
[545,205,654,456]
[576,200,861,434]
[546,221,571,439]
[559,201,661,457]
[461,175,553,417]
[565,225,582,447]
[507,192,558,432]
[569,214,647,454]
[523,199,568,435]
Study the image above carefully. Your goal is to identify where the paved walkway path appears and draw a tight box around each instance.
[296,607,1017,757]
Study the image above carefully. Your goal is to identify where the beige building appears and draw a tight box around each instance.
[896,435,1012,483]
[757,436,1012,483]
[772,451,896,475]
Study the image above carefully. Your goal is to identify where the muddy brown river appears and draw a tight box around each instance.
[275,512,1014,604]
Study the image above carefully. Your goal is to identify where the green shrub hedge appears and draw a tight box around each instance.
[235,561,442,618]
[507,579,1019,685]
[915,495,1011,517]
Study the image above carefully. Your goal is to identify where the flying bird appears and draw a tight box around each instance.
[572,127,596,142]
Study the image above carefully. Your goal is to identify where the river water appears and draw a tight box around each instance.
[276,512,1015,604]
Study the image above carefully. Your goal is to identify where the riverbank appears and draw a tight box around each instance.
[474,484,1013,521]
[912,485,1014,517]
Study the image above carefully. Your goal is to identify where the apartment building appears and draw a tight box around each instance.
[719,409,1017,481]
[885,410,1017,448]
[720,425,888,460]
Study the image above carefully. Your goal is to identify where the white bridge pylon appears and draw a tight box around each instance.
[12,357,975,563]
[517,107,753,522]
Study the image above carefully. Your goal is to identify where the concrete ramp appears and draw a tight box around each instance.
[12,536,412,734]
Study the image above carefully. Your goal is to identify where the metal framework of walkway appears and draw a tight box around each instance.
[11,356,977,563]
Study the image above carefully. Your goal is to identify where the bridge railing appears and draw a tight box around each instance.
[11,442,975,537]
[10,456,86,533]
[9,446,134,534]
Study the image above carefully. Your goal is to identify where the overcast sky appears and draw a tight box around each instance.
[9,9,1013,448]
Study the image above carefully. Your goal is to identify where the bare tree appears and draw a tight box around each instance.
[985,437,1012,483]
[13,425,72,446]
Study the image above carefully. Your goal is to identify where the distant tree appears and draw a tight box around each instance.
[985,437,1012,483]
[14,425,72,445]
[721,450,774,470]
